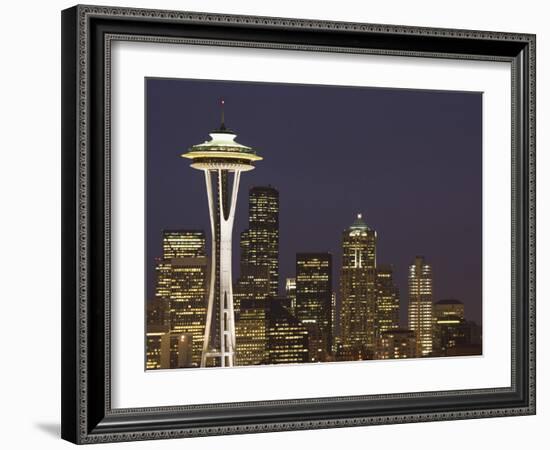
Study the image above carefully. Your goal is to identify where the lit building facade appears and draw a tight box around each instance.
[146,296,168,327]
[340,214,377,355]
[162,230,206,259]
[433,314,463,356]
[146,324,168,369]
[152,230,208,368]
[160,332,194,369]
[376,328,416,359]
[331,291,337,354]
[407,256,434,357]
[286,277,296,312]
[235,298,267,366]
[234,265,270,316]
[375,265,400,334]
[146,326,194,369]
[234,187,279,314]
[246,186,279,296]
[296,253,332,362]
[182,102,261,367]
[434,299,465,321]
[266,297,309,365]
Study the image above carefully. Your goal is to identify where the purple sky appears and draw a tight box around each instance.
[146,78,482,326]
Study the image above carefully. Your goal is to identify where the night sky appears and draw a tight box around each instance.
[146,78,482,326]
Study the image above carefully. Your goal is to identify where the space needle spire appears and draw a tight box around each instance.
[182,102,262,367]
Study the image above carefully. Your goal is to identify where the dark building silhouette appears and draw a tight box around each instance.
[376,328,417,359]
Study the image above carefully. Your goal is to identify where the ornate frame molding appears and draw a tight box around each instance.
[61,4,536,444]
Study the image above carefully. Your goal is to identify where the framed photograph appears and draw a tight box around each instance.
[61,5,536,444]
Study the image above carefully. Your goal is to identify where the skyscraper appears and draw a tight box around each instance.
[433,313,463,356]
[408,256,434,357]
[146,325,194,369]
[234,186,279,312]
[266,297,309,365]
[153,230,208,367]
[146,324,168,369]
[182,102,262,367]
[295,253,332,362]
[233,265,270,316]
[246,186,279,296]
[340,214,377,356]
[375,265,400,334]
[432,299,481,356]
[285,277,296,312]
[235,298,267,366]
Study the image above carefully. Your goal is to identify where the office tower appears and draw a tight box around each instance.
[153,230,208,368]
[233,265,270,316]
[182,101,262,367]
[433,313,463,356]
[160,332,194,369]
[247,186,280,296]
[146,296,169,327]
[340,214,377,356]
[432,299,481,356]
[286,277,297,311]
[146,324,168,369]
[146,326,194,369]
[235,298,268,366]
[296,253,332,362]
[234,187,280,310]
[434,299,465,321]
[331,292,337,353]
[408,256,434,357]
[162,230,206,259]
[446,320,482,356]
[376,329,417,359]
[176,333,194,368]
[375,265,400,334]
[266,297,309,365]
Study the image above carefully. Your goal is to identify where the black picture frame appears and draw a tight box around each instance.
[61,4,536,444]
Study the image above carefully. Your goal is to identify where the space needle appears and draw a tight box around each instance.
[182,101,262,367]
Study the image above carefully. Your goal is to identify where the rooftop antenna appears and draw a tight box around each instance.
[220,98,226,130]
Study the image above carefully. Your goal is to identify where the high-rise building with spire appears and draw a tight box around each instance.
[340,214,377,356]
[408,255,434,357]
[182,101,262,367]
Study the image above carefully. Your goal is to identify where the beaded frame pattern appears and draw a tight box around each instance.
[72,4,535,443]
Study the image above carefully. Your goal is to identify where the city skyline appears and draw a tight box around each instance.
[146,77,482,326]
[147,216,481,368]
